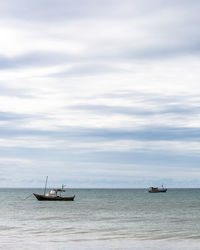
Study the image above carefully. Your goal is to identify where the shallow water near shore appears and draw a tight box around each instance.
[0,188,200,249]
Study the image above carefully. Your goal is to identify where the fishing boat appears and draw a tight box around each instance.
[148,185,167,193]
[33,177,75,201]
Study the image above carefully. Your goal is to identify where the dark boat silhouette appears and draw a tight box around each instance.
[33,192,75,201]
[33,177,75,201]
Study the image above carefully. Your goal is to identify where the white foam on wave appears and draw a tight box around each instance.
[1,238,200,250]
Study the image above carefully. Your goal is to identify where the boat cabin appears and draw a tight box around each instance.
[45,188,65,197]
[148,187,158,192]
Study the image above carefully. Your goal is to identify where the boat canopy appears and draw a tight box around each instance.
[52,188,65,192]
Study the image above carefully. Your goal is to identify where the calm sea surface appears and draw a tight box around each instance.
[0,188,200,249]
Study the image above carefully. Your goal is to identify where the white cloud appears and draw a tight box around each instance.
[0,0,200,186]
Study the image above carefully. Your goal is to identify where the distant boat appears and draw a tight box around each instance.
[148,185,167,193]
[33,176,75,201]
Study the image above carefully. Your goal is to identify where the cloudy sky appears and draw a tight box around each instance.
[0,0,200,187]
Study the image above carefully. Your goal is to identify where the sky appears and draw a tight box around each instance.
[0,0,200,188]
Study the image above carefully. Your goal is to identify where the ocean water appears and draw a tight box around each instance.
[0,188,200,250]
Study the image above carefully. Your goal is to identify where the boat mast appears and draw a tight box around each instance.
[44,176,48,195]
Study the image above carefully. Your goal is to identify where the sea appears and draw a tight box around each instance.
[0,188,200,250]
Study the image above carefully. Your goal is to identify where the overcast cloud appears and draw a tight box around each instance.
[0,0,200,187]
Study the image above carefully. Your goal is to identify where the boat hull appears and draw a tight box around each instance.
[148,189,167,193]
[33,193,75,201]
